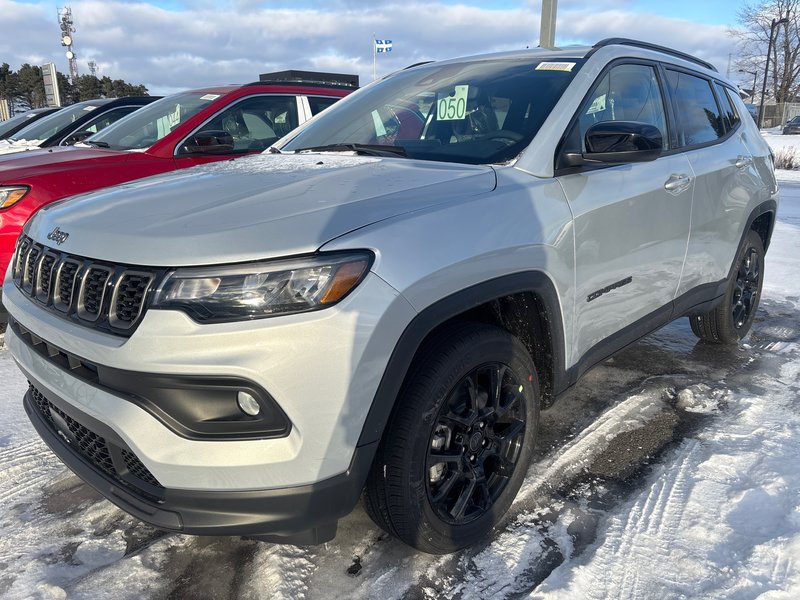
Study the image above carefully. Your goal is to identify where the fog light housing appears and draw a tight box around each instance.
[237,391,261,416]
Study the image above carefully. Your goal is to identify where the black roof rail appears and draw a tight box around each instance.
[589,38,718,72]
[248,70,359,90]
[404,61,434,70]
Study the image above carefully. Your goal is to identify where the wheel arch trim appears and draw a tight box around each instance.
[356,270,567,449]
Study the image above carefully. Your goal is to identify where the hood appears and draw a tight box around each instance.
[0,147,124,180]
[27,153,496,266]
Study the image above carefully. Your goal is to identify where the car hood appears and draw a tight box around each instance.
[0,147,125,179]
[28,153,496,266]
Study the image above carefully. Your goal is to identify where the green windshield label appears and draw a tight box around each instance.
[437,85,469,121]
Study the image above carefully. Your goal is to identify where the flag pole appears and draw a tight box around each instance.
[372,32,376,81]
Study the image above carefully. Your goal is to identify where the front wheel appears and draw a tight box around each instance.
[690,229,765,343]
[364,322,539,554]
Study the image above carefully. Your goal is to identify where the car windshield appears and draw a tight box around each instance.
[281,57,584,165]
[0,110,52,138]
[86,92,223,150]
[9,101,106,142]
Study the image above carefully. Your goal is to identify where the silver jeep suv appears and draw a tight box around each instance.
[2,39,777,553]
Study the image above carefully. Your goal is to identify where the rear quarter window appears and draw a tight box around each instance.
[714,83,740,132]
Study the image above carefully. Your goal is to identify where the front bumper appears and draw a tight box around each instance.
[3,272,415,491]
[4,267,416,541]
[22,372,374,543]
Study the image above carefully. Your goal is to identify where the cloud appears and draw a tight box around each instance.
[1,0,742,96]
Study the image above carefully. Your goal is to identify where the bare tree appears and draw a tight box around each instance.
[731,0,800,103]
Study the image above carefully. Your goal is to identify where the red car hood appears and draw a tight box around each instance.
[0,147,130,181]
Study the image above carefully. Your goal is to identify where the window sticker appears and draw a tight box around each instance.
[437,85,469,121]
[200,94,220,101]
[535,62,576,72]
[83,106,97,111]
[371,110,387,137]
[168,104,181,128]
[587,94,607,115]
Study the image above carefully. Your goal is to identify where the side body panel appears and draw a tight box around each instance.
[323,166,576,372]
[558,155,694,363]
[676,132,764,295]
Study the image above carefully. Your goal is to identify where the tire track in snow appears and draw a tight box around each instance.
[0,439,62,503]
[517,387,669,502]
[605,440,701,600]
[533,438,703,600]
[421,383,688,600]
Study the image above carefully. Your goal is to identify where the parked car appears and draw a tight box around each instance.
[0,108,62,141]
[0,97,159,156]
[783,115,800,134]
[2,39,777,553]
[0,75,355,287]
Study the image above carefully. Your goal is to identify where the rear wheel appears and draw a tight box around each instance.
[364,322,539,554]
[690,229,764,343]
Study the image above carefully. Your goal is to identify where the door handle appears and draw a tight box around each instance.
[664,173,692,195]
[735,156,753,169]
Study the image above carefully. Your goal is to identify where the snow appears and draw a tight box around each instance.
[0,140,44,155]
[0,180,798,598]
[195,152,380,176]
[764,130,800,177]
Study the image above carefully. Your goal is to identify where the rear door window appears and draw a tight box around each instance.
[307,96,339,115]
[665,70,724,147]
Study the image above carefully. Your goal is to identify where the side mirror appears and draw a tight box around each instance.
[182,130,235,155]
[63,130,94,146]
[562,121,663,167]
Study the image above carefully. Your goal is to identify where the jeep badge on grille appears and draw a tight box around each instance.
[47,227,69,245]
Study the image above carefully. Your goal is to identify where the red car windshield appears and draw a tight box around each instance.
[85,92,221,150]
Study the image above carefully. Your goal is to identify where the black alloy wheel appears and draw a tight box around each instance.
[732,246,761,330]
[690,229,765,343]
[426,362,526,525]
[363,322,539,554]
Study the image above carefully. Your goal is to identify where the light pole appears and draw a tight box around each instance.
[540,0,558,49]
[758,16,790,129]
[739,69,758,103]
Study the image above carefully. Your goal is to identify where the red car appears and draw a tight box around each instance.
[0,74,356,287]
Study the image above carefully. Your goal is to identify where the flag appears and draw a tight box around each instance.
[375,39,393,53]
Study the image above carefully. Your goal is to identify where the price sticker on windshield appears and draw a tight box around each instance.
[437,85,469,121]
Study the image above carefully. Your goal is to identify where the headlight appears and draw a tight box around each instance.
[0,186,30,209]
[152,251,373,323]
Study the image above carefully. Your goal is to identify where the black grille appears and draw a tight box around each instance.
[36,253,58,301]
[112,272,153,327]
[55,260,81,312]
[29,383,164,501]
[12,236,31,280]
[12,235,164,336]
[81,267,112,317]
[121,449,161,487]
[23,245,40,293]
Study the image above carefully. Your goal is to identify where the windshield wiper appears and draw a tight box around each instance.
[84,140,110,148]
[294,143,407,158]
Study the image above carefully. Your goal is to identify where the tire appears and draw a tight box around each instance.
[363,322,539,554]
[690,229,764,343]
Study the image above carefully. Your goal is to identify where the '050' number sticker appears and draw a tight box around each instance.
[437,85,469,120]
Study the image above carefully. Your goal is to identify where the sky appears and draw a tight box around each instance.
[2,0,752,96]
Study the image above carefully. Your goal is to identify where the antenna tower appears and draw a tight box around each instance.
[58,6,79,82]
